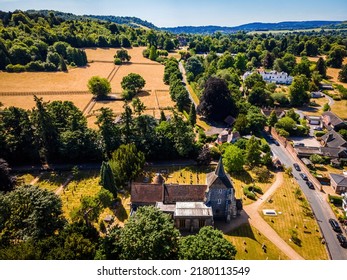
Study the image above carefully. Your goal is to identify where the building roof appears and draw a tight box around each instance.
[321,130,347,148]
[330,173,347,187]
[261,108,286,118]
[206,158,234,189]
[302,158,313,166]
[131,183,163,204]
[295,146,322,156]
[321,147,344,158]
[174,202,213,218]
[155,202,176,213]
[164,184,207,204]
[322,111,346,128]
[224,115,236,126]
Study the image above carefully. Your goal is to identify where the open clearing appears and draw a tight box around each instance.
[259,174,328,260]
[0,47,172,121]
[0,93,92,111]
[0,63,114,92]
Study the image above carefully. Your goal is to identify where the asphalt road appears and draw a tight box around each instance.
[264,132,347,260]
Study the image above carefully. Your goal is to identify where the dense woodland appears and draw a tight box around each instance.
[1,10,347,260]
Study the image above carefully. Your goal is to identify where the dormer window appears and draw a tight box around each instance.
[217,199,222,204]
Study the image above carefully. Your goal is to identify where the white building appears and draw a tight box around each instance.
[243,70,293,85]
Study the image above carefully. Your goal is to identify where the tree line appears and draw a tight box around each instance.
[0,11,177,72]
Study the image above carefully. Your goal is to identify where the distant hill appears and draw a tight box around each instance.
[26,10,158,29]
[162,20,343,34]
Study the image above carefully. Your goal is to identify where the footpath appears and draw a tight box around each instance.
[217,172,305,260]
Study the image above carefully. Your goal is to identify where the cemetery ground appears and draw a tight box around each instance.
[259,174,328,260]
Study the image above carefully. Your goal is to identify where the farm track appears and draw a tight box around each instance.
[108,66,121,82]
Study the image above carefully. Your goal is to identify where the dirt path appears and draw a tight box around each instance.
[218,172,304,260]
[29,173,43,185]
[55,174,74,195]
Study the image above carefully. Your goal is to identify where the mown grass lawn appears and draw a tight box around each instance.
[259,174,328,260]
[224,224,289,260]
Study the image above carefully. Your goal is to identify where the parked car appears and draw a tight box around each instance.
[336,234,347,248]
[299,173,308,181]
[268,135,274,140]
[306,180,314,189]
[273,140,280,146]
[293,163,301,171]
[313,126,323,131]
[329,218,342,233]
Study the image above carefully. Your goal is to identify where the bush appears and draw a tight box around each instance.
[243,187,256,200]
[322,103,330,112]
[276,128,289,138]
[114,58,122,65]
[314,131,325,138]
[328,194,343,206]
[6,64,26,72]
[332,95,342,101]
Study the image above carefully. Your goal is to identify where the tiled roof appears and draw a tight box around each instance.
[330,173,347,187]
[164,184,207,204]
[322,111,345,127]
[206,158,234,189]
[131,183,163,204]
[321,130,347,148]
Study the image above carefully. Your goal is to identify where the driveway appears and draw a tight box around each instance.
[289,136,321,147]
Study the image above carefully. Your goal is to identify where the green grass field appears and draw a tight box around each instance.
[225,224,289,260]
[259,174,328,260]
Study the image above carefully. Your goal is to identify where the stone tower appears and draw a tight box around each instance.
[205,157,237,222]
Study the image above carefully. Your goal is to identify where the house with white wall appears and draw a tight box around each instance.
[243,70,293,85]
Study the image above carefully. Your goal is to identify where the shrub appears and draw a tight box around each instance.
[114,58,122,65]
[314,131,325,138]
[276,128,290,138]
[243,187,256,200]
[6,64,26,72]
[322,103,330,112]
[328,194,343,206]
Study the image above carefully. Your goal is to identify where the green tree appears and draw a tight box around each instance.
[149,45,158,61]
[248,86,269,106]
[217,52,234,69]
[119,206,180,260]
[121,73,146,100]
[96,108,121,157]
[316,57,327,78]
[223,145,245,172]
[0,159,16,193]
[245,136,261,166]
[114,49,131,63]
[185,56,204,80]
[289,75,310,106]
[179,226,237,260]
[327,45,346,68]
[268,110,278,127]
[109,143,145,188]
[131,97,146,116]
[100,161,117,197]
[338,64,347,83]
[87,76,111,99]
[197,77,237,121]
[188,103,197,126]
[234,52,247,72]
[0,185,65,245]
[309,154,324,165]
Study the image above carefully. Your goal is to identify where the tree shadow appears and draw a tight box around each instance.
[230,170,253,184]
[137,90,151,97]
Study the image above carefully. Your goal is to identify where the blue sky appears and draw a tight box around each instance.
[0,0,346,27]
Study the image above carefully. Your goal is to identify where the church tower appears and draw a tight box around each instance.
[205,157,237,222]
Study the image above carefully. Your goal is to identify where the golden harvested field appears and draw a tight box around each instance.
[156,90,175,108]
[85,47,149,63]
[92,100,125,115]
[109,64,169,92]
[0,94,92,111]
[0,63,115,92]
[331,100,347,119]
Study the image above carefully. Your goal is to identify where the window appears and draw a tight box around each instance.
[179,219,186,228]
[217,199,222,204]
[199,219,205,228]
[219,189,223,194]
